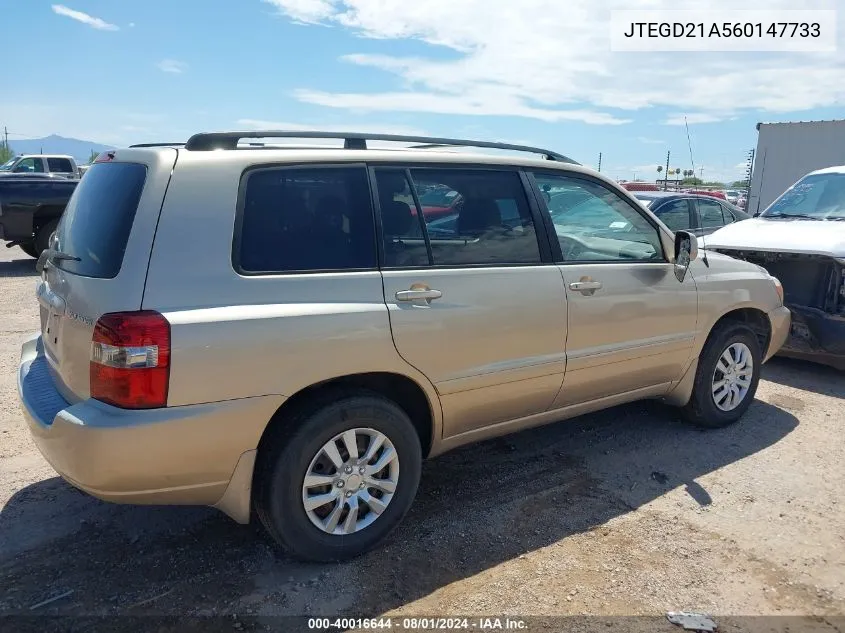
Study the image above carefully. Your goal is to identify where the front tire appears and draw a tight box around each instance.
[682,323,762,428]
[254,391,422,562]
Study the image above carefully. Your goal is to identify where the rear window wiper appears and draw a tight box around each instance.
[36,248,81,274]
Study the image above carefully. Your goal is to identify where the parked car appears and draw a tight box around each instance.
[705,165,845,371]
[0,154,81,179]
[0,175,78,257]
[725,190,741,204]
[633,192,750,237]
[18,131,789,562]
[686,189,727,200]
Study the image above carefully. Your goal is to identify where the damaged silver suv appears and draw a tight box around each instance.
[19,131,790,562]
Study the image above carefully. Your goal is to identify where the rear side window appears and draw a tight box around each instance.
[697,198,726,228]
[408,169,542,266]
[236,166,376,274]
[654,199,691,231]
[47,157,74,173]
[54,162,147,278]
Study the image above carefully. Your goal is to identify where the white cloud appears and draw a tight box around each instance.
[262,0,336,23]
[294,89,631,125]
[51,4,119,31]
[129,22,136,28]
[235,119,429,147]
[665,113,728,126]
[263,0,845,122]
[157,59,189,74]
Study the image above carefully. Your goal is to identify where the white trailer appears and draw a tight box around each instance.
[748,119,845,216]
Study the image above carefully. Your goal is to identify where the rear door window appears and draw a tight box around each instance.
[697,198,727,228]
[236,166,376,273]
[53,162,147,278]
[654,199,692,231]
[47,157,75,173]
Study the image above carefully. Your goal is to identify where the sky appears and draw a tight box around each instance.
[2,0,844,184]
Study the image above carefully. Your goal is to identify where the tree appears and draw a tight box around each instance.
[88,149,100,164]
[730,180,748,188]
[0,143,13,164]
[656,166,663,174]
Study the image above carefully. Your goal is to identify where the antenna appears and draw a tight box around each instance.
[684,116,709,268]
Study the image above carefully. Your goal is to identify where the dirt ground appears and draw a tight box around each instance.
[0,244,843,631]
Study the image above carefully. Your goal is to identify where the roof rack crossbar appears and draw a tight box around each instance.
[183,130,578,163]
[128,142,187,148]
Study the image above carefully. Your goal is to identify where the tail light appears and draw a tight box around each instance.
[90,311,170,409]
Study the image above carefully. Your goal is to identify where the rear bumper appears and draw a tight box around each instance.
[17,333,284,521]
[779,305,845,371]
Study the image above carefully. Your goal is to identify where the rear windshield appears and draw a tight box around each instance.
[53,162,147,278]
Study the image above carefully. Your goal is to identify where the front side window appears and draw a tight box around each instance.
[762,172,845,220]
[237,166,376,273]
[697,199,726,228]
[532,172,664,262]
[376,168,542,267]
[13,157,45,173]
[654,199,691,232]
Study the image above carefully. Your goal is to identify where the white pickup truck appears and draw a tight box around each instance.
[0,154,81,179]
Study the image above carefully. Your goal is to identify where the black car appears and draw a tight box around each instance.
[633,192,750,237]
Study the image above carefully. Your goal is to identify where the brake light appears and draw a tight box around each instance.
[90,311,170,409]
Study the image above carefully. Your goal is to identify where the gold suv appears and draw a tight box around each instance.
[18,131,790,561]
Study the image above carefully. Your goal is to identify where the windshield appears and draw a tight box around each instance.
[0,158,17,171]
[762,172,845,219]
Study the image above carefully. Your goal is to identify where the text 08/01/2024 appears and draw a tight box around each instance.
[610,10,837,52]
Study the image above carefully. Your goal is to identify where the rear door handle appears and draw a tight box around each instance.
[396,288,442,302]
[569,280,602,295]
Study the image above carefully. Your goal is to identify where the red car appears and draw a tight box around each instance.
[687,189,727,200]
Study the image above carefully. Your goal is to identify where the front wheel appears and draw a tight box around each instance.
[682,323,762,428]
[254,391,422,562]
[34,219,59,256]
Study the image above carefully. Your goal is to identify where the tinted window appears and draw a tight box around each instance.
[47,157,74,173]
[720,203,737,223]
[409,169,541,266]
[654,199,691,231]
[238,167,376,273]
[533,172,664,262]
[375,169,429,267]
[697,199,726,228]
[54,162,146,278]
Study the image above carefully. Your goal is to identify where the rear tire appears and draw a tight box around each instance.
[34,219,59,256]
[682,323,762,428]
[254,390,422,562]
[19,242,38,258]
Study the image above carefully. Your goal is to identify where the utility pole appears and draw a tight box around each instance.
[744,149,755,200]
[3,126,8,152]
[664,150,671,191]
[597,152,602,173]
[699,167,704,181]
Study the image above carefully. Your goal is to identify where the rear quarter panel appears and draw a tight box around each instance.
[142,151,442,432]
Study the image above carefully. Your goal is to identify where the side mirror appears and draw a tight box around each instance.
[673,230,698,282]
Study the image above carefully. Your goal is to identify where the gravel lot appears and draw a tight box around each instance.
[0,244,843,631]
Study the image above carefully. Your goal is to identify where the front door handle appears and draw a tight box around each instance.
[569,279,603,295]
[396,288,442,303]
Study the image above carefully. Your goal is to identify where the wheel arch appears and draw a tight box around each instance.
[664,306,772,407]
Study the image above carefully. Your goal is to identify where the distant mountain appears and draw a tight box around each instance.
[8,135,115,164]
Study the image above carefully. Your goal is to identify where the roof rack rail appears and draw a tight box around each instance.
[183,130,578,163]
[128,142,187,148]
